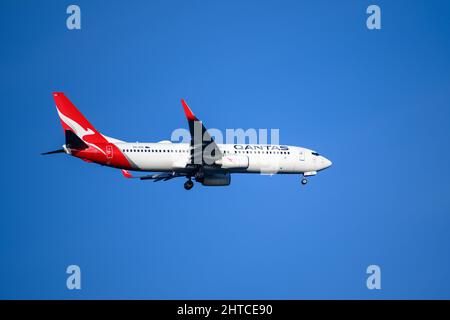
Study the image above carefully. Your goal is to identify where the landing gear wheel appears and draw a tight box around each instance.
[301,178,308,185]
[184,179,194,190]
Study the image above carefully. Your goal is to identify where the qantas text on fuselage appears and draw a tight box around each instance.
[43,93,332,190]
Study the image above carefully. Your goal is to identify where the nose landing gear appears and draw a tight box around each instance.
[184,179,194,190]
[301,172,316,186]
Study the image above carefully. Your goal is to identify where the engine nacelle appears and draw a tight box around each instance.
[215,155,249,169]
[201,172,231,186]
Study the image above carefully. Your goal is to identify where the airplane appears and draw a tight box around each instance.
[43,93,332,190]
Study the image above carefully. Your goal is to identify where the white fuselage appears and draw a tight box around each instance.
[115,142,332,175]
[49,93,332,188]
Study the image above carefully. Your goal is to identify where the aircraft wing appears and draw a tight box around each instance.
[181,99,222,166]
[121,170,186,182]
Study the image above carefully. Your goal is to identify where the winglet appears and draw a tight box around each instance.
[181,99,197,121]
[121,169,133,178]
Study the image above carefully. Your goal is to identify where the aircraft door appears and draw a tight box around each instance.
[106,145,113,160]
[299,150,305,161]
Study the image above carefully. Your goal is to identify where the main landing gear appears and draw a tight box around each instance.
[184,179,194,190]
[301,178,308,185]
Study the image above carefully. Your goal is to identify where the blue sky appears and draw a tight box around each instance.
[0,0,449,299]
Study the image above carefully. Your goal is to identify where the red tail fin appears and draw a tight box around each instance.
[52,92,107,144]
[51,92,132,170]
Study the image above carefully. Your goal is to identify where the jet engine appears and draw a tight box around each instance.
[215,155,249,169]
[196,172,231,186]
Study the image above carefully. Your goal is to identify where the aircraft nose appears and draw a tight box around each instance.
[321,156,332,169]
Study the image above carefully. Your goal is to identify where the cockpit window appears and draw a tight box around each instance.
[311,152,320,156]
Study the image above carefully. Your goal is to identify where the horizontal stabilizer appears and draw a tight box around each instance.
[121,169,134,178]
[41,149,65,155]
